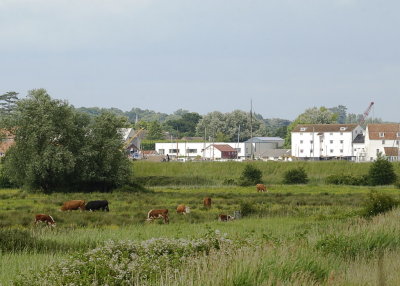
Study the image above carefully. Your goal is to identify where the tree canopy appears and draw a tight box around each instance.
[2,89,131,192]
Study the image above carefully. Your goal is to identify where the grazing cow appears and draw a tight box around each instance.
[203,197,212,208]
[176,204,190,215]
[256,184,267,193]
[35,214,56,226]
[85,200,109,212]
[218,214,235,222]
[60,200,86,211]
[147,209,169,224]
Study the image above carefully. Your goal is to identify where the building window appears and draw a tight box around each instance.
[300,127,307,131]
[235,148,241,152]
[186,149,197,153]
[300,140,303,144]
[300,133,303,136]
[397,132,400,137]
[376,149,380,155]
[340,127,346,131]
[382,140,385,145]
[158,149,165,155]
[397,141,399,145]
[330,140,333,144]
[310,140,313,144]
[169,149,179,153]
[330,149,334,153]
[321,148,323,151]
[300,149,304,153]
[340,140,344,144]
[340,132,343,135]
[379,132,385,137]
[330,133,333,135]
[310,149,313,153]
[340,149,343,153]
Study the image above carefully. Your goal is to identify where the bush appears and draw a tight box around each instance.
[283,167,308,184]
[238,165,262,186]
[15,233,233,285]
[240,201,257,217]
[0,229,37,252]
[362,191,399,218]
[0,166,16,188]
[368,155,397,186]
[325,174,368,186]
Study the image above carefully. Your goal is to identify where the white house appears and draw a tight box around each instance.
[203,144,238,160]
[365,124,400,161]
[291,124,364,160]
[155,142,246,160]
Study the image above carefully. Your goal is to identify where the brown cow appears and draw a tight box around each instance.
[176,204,190,215]
[218,214,235,222]
[35,214,56,226]
[256,184,267,193]
[203,197,212,208]
[60,200,86,211]
[147,209,169,224]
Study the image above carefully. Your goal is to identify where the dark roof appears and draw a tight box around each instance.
[384,147,399,157]
[367,124,400,140]
[211,144,237,152]
[292,124,358,133]
[353,134,365,144]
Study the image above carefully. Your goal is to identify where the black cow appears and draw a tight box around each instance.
[85,200,109,212]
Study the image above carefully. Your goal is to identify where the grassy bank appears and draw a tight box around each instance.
[133,160,400,185]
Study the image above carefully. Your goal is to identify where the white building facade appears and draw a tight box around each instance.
[291,124,364,160]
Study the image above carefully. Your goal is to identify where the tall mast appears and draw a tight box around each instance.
[250,100,253,159]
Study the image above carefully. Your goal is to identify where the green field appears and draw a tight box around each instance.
[1,161,400,285]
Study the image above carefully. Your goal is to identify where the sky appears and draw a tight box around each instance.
[1,0,399,121]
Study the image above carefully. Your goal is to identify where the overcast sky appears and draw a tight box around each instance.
[1,0,399,121]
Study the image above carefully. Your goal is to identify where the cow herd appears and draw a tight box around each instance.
[34,184,268,227]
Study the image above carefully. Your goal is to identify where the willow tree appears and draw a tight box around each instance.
[3,89,131,192]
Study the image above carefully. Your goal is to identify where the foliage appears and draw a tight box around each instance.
[15,233,232,285]
[239,201,257,217]
[329,105,347,124]
[0,166,16,188]
[164,112,202,137]
[368,155,397,186]
[362,191,399,217]
[284,107,338,147]
[2,89,131,192]
[325,174,369,186]
[196,110,267,142]
[283,167,308,184]
[146,120,164,140]
[238,165,262,186]
[0,91,19,116]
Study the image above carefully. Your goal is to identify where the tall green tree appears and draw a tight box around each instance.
[3,89,131,192]
[0,91,19,116]
[146,121,164,140]
[368,154,397,186]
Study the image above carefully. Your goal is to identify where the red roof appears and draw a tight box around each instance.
[211,144,237,152]
[368,124,400,140]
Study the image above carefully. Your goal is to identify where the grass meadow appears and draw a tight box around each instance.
[0,161,400,285]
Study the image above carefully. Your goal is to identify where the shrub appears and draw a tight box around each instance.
[0,229,37,252]
[362,191,399,218]
[368,155,397,186]
[240,201,257,217]
[0,166,16,188]
[325,174,369,186]
[238,165,262,186]
[15,233,233,285]
[283,167,308,184]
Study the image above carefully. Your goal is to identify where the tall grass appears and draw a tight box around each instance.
[133,161,400,185]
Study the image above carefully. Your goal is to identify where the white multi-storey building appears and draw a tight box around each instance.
[365,124,400,161]
[291,124,364,160]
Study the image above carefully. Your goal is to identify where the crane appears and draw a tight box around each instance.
[358,102,374,125]
[123,128,145,150]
